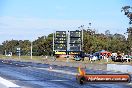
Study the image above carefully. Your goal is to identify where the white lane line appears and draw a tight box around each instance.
[28,67,77,75]
[0,77,20,88]
[127,82,132,85]
[21,65,25,66]
[49,80,68,82]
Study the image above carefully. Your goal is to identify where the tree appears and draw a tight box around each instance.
[0,45,4,54]
[121,6,132,54]
[0,28,131,56]
[121,6,132,24]
[33,34,53,56]
[105,30,110,37]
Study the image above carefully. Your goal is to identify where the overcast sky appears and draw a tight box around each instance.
[0,0,132,44]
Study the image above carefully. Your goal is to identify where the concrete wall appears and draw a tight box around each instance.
[107,64,132,73]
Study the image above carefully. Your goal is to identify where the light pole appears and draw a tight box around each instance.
[53,31,56,60]
[5,50,7,56]
[31,41,32,59]
[52,32,54,60]
[78,25,84,52]
[124,32,129,54]
[19,49,20,59]
[82,26,84,52]
[66,30,70,62]
[78,25,84,60]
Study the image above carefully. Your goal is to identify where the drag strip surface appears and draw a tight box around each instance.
[0,59,131,88]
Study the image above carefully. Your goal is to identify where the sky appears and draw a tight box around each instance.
[0,0,132,44]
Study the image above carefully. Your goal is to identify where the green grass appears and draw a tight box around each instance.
[0,55,132,65]
[0,55,48,61]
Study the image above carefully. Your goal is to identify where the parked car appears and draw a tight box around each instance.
[128,55,132,59]
[122,55,131,62]
[74,55,81,61]
[92,52,102,60]
[90,56,98,61]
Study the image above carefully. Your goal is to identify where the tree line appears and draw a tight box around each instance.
[0,29,131,56]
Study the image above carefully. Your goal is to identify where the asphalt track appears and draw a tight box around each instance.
[0,59,131,88]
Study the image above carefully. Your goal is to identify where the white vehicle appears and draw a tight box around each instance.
[90,56,98,61]
[6,52,12,56]
[122,55,131,62]
[6,54,12,56]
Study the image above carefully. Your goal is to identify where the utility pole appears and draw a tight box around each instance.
[66,30,70,62]
[19,50,20,59]
[31,41,32,59]
[78,25,85,60]
[53,32,54,52]
[82,26,84,52]
[80,25,84,52]
[52,32,56,61]
[5,50,6,56]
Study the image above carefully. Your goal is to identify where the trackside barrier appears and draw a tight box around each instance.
[107,64,132,73]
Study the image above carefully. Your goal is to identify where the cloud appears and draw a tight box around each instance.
[0,16,91,43]
[0,16,93,33]
[0,16,127,43]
